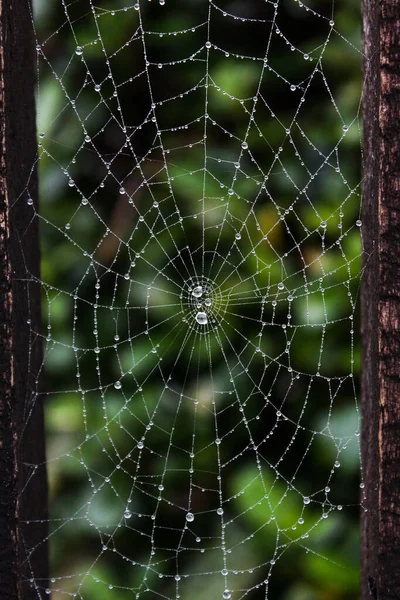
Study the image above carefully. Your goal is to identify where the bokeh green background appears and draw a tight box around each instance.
[32,1,362,598]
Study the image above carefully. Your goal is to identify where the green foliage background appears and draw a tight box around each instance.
[33,0,362,598]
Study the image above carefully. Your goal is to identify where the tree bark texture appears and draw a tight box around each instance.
[0,0,48,598]
[362,1,400,598]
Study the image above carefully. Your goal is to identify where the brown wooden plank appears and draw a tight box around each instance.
[362,0,400,598]
[0,0,48,597]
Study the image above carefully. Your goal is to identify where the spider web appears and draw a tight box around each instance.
[23,0,363,598]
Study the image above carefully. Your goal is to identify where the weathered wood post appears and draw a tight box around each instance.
[362,0,400,598]
[0,0,48,597]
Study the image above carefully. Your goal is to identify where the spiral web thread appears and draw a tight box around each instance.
[23,0,363,598]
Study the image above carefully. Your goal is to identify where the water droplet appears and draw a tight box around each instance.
[356,219,362,227]
[137,441,144,449]
[290,84,296,91]
[217,507,224,515]
[124,510,131,519]
[223,592,231,599]
[205,41,212,49]
[134,3,140,9]
[186,512,194,522]
[114,381,122,390]
[241,141,248,150]
[343,125,349,132]
[158,484,164,491]
[175,574,181,582]
[192,286,203,298]
[320,220,327,228]
[221,569,228,576]
[204,298,211,307]
[235,233,241,240]
[303,497,310,505]
[195,312,208,325]
[75,46,83,56]
[95,84,101,92]
[278,282,284,290]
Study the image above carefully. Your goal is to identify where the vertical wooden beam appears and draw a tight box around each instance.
[0,0,48,597]
[362,1,400,598]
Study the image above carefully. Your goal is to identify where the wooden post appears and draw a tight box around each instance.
[0,0,48,597]
[362,0,400,598]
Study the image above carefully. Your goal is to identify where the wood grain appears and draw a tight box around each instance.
[0,0,48,597]
[362,1,400,597]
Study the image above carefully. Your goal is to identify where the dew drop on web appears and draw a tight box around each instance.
[195,312,208,325]
[192,286,203,298]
